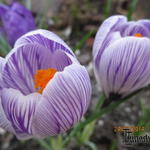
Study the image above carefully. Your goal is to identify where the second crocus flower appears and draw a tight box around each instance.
[0,2,36,46]
[93,15,150,100]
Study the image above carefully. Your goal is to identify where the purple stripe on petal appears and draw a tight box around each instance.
[93,15,127,60]
[1,88,41,139]
[99,37,150,97]
[118,48,140,91]
[0,96,14,133]
[94,31,121,69]
[139,20,150,31]
[2,44,54,95]
[131,62,148,88]
[15,29,74,56]
[11,54,33,93]
[0,57,5,89]
[120,22,150,37]
[32,64,91,138]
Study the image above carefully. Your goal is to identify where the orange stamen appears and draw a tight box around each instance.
[134,33,143,38]
[34,68,57,93]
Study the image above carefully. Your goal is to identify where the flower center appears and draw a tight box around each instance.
[34,68,57,93]
[134,33,143,38]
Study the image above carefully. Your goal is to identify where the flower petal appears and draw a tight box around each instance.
[51,50,73,71]
[14,29,74,56]
[1,88,41,139]
[0,57,5,89]
[94,31,121,68]
[138,19,150,31]
[98,37,150,97]
[2,44,53,95]
[120,22,150,37]
[32,64,91,138]
[93,15,127,60]
[0,96,15,134]
[0,3,8,16]
[1,2,36,46]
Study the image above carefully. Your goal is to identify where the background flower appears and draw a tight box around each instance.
[0,2,36,46]
[0,29,91,139]
[93,15,150,99]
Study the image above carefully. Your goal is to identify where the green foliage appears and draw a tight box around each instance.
[49,135,64,150]
[0,36,11,56]
[127,0,139,20]
[76,121,96,144]
[84,141,98,150]
[73,30,94,52]
[103,0,112,18]
[109,140,117,150]
[134,101,150,136]
[36,14,49,29]
[36,139,52,150]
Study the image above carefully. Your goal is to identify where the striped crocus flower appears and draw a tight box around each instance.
[0,2,36,46]
[0,29,91,139]
[93,15,150,100]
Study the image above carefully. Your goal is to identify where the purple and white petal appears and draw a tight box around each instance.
[2,44,54,95]
[3,42,76,95]
[0,96,15,134]
[120,22,150,37]
[14,29,75,56]
[98,37,150,97]
[0,57,5,89]
[0,57,5,74]
[138,19,150,31]
[94,31,121,68]
[32,64,91,138]
[93,15,127,60]
[51,50,73,71]
[1,88,41,139]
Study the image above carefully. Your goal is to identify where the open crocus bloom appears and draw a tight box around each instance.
[0,2,36,46]
[0,29,91,139]
[93,15,150,99]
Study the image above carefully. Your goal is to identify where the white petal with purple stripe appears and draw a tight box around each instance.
[32,64,91,138]
[93,15,127,60]
[1,88,41,139]
[14,29,74,56]
[98,37,150,97]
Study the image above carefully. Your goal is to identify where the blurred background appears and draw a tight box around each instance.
[0,0,150,150]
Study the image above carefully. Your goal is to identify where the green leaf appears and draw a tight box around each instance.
[0,36,11,56]
[73,30,94,52]
[135,101,150,136]
[36,139,52,150]
[78,121,96,144]
[103,0,112,18]
[85,141,98,150]
[109,140,117,150]
[127,0,139,20]
[50,135,64,150]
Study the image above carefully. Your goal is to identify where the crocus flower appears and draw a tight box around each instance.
[0,2,36,46]
[0,29,91,139]
[93,15,150,100]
